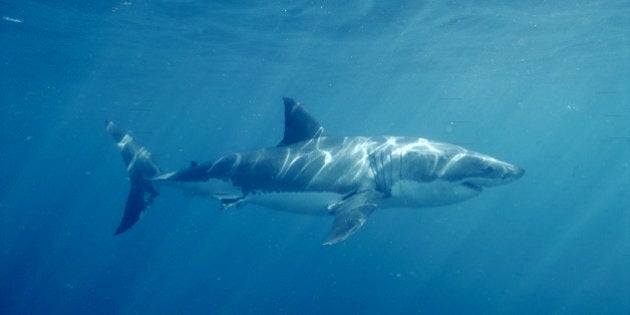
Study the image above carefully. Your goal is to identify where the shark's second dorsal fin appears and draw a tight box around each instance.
[278,97,325,146]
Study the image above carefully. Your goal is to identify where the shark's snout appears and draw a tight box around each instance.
[512,166,525,179]
[443,154,524,189]
[502,165,525,183]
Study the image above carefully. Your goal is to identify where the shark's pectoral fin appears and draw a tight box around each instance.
[323,207,373,246]
[323,190,382,246]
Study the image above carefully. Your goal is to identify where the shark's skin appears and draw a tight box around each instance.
[107,98,524,245]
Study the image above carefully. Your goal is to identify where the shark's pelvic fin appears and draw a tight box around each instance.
[278,97,326,146]
[106,121,161,235]
[323,190,382,245]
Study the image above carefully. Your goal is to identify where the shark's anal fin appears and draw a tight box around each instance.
[323,190,383,246]
[278,97,325,146]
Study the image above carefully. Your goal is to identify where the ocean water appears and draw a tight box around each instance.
[1,1,629,314]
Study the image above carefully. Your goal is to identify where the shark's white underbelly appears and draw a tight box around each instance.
[160,176,480,215]
[381,179,481,208]
[246,179,480,215]
[246,191,343,215]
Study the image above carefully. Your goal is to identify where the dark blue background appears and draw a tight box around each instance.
[1,1,628,313]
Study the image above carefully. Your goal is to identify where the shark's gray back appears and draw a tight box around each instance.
[204,136,465,196]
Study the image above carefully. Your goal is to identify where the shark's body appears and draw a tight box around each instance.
[108,98,524,245]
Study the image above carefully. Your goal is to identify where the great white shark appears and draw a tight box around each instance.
[107,98,524,245]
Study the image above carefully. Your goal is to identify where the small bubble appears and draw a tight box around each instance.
[2,16,22,23]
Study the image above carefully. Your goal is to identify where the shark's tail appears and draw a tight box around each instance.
[106,121,161,235]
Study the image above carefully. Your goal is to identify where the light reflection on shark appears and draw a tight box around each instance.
[107,98,524,245]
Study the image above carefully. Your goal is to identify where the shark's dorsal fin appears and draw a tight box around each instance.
[278,97,325,146]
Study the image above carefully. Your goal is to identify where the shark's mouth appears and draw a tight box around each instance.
[462,181,483,192]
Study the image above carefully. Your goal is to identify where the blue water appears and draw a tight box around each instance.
[1,1,629,313]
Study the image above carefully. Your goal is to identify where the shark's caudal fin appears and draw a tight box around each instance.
[106,121,161,235]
